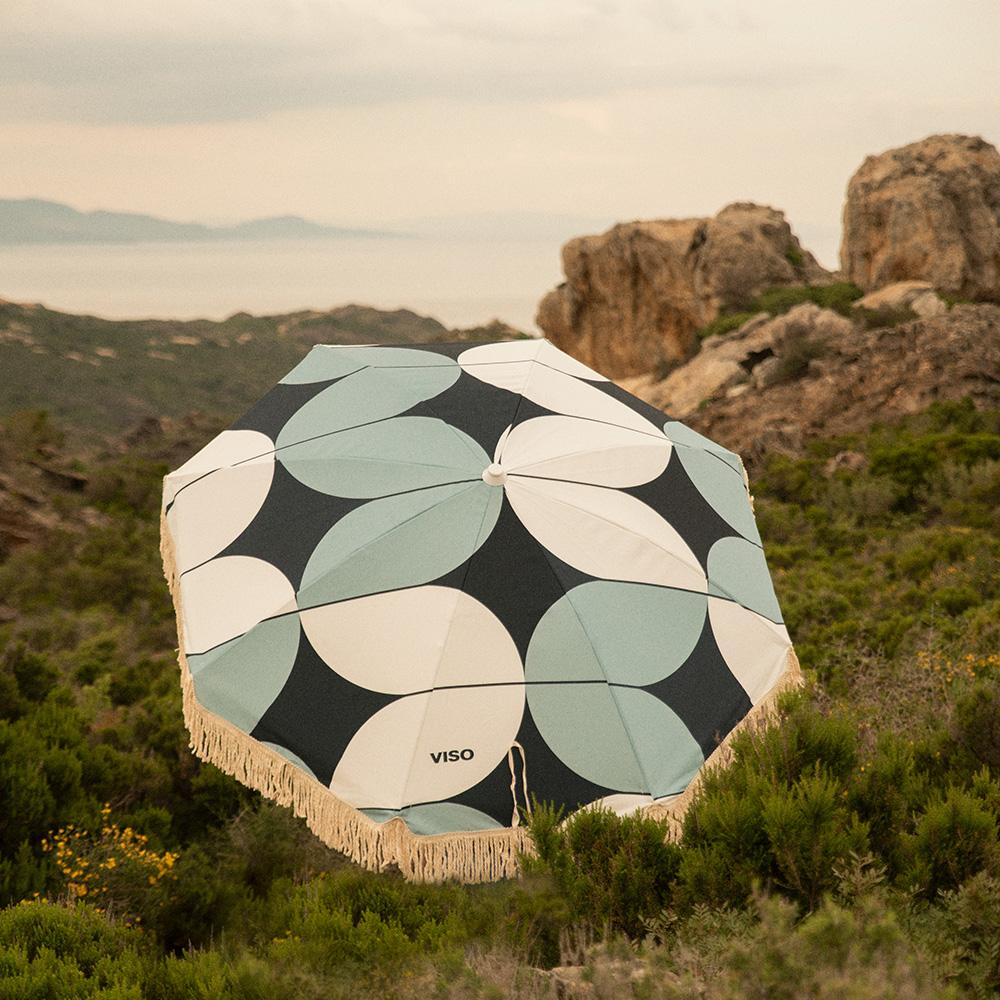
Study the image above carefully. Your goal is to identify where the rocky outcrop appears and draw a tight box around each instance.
[630,303,1000,465]
[0,460,94,558]
[537,203,829,378]
[625,304,853,419]
[852,281,947,319]
[841,134,1000,301]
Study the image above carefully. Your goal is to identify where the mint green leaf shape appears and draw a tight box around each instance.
[281,346,456,385]
[664,421,759,544]
[276,360,460,458]
[526,682,702,798]
[187,614,301,735]
[664,421,743,475]
[280,417,487,498]
[362,803,503,835]
[298,481,502,607]
[708,536,784,623]
[527,581,707,687]
[526,582,706,798]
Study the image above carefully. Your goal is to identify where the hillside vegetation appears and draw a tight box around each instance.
[0,394,997,997]
[0,300,522,440]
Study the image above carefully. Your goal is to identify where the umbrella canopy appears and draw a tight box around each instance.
[161,339,799,882]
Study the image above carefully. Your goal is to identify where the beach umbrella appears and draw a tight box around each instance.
[160,339,799,882]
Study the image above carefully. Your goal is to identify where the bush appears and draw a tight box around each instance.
[43,807,178,927]
[905,788,999,898]
[751,281,863,317]
[709,893,948,999]
[695,311,758,341]
[952,679,1000,769]
[678,701,868,910]
[525,803,681,940]
[772,335,829,383]
[0,901,149,998]
[916,872,1000,997]
[762,770,869,910]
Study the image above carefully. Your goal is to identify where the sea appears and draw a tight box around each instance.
[0,236,566,333]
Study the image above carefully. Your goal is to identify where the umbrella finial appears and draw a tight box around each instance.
[482,462,508,486]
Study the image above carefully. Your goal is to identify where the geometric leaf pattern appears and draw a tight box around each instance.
[162,339,791,836]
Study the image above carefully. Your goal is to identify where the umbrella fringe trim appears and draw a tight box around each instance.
[161,511,531,883]
[161,511,801,881]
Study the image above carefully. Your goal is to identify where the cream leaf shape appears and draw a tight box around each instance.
[709,597,792,704]
[330,685,525,810]
[504,477,706,592]
[321,587,526,810]
[500,415,671,487]
[163,428,272,506]
[458,339,609,381]
[300,587,523,695]
[164,429,275,574]
[459,343,658,435]
[180,555,297,655]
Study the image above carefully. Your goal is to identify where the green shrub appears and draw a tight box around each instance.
[762,769,869,910]
[751,281,863,317]
[785,245,806,269]
[709,893,949,1000]
[771,335,829,383]
[905,788,999,898]
[855,305,918,329]
[916,873,1000,997]
[695,311,758,341]
[952,679,1000,769]
[0,901,149,998]
[679,702,867,910]
[847,735,931,877]
[525,803,681,940]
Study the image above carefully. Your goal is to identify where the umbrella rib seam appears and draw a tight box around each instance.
[175,478,481,580]
[183,583,785,659]
[166,364,374,504]
[385,361,537,816]
[507,476,710,592]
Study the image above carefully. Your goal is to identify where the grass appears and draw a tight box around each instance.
[694,282,865,341]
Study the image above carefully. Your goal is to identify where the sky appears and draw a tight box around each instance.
[2,0,999,266]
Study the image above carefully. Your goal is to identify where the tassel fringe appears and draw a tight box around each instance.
[161,510,801,883]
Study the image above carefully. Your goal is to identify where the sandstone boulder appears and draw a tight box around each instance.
[627,303,853,419]
[853,280,947,319]
[537,203,829,378]
[841,134,1000,301]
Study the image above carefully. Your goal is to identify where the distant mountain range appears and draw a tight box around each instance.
[0,199,398,245]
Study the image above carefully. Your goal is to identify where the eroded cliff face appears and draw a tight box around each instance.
[841,134,1000,302]
[536,203,828,379]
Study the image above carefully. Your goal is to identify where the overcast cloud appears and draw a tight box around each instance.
[1,0,998,265]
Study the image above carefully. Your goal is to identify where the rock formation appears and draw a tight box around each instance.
[852,281,947,319]
[629,303,1000,465]
[624,303,853,419]
[841,134,1000,301]
[536,203,828,378]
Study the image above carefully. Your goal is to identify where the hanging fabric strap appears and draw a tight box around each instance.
[507,741,531,827]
